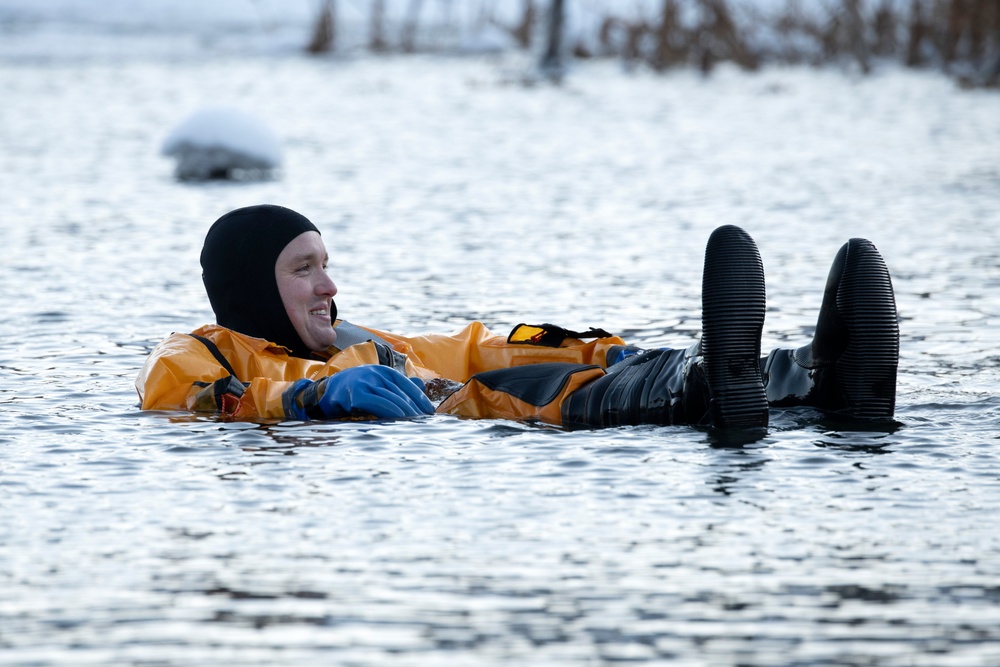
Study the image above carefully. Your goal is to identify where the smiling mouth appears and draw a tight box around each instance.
[310,308,329,317]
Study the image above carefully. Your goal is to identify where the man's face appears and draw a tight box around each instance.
[275,231,338,352]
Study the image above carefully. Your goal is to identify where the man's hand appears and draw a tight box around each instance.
[285,366,435,421]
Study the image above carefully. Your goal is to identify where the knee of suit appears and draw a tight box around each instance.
[436,362,606,426]
[562,348,692,429]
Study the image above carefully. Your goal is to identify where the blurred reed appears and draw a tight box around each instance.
[305,0,1000,87]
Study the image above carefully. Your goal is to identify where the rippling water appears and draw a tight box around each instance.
[2,50,1000,666]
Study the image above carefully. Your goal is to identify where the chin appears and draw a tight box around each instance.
[312,332,337,351]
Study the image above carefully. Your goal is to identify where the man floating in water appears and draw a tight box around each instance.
[136,204,899,429]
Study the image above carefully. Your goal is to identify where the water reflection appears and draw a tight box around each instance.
[708,454,769,497]
[813,422,903,453]
[704,425,769,449]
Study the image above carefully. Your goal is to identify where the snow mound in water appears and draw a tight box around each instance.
[161,106,282,181]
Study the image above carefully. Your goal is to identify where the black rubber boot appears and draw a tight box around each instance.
[699,225,769,428]
[562,225,767,430]
[763,238,899,421]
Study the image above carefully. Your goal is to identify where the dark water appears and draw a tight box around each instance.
[2,51,1000,666]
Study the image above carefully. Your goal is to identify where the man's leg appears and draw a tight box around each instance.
[439,225,769,430]
[762,238,899,421]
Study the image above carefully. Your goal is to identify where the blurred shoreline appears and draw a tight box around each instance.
[0,0,996,88]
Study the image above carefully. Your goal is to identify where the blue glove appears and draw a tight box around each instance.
[285,366,435,421]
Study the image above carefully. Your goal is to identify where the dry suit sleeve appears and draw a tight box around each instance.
[136,333,242,412]
[137,336,303,420]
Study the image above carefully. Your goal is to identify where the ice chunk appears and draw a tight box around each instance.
[161,106,282,181]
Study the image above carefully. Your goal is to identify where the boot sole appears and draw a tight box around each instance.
[701,225,769,429]
[835,239,899,420]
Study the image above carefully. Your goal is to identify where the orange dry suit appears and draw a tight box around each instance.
[136,320,678,426]
[152,203,731,428]
[136,317,885,428]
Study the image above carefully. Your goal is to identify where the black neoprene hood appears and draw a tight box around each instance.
[201,204,333,359]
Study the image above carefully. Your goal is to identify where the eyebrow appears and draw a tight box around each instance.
[287,252,328,264]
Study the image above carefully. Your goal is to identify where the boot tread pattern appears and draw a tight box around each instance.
[701,225,769,428]
[836,238,899,420]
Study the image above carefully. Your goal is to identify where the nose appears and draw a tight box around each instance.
[317,271,337,297]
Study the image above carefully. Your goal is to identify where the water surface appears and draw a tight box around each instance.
[2,50,1000,666]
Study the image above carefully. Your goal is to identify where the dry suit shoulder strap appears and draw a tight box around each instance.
[507,323,615,348]
[188,333,239,379]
